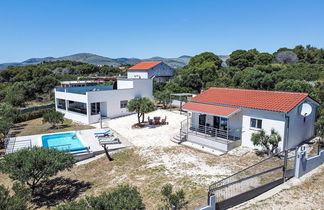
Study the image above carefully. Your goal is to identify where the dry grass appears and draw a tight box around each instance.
[241,166,324,210]
[22,100,53,108]
[58,147,209,209]
[12,118,94,137]
[0,146,263,209]
[57,147,265,209]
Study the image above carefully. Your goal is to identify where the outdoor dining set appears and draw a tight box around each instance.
[147,116,168,125]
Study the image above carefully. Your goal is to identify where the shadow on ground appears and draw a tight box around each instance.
[32,176,92,208]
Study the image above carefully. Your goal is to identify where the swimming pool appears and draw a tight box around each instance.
[42,132,88,152]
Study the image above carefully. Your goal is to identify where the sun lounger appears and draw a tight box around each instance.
[94,130,112,137]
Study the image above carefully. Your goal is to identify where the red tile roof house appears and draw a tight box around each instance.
[178,88,319,153]
[128,61,174,82]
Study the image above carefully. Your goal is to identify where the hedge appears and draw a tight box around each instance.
[15,108,55,123]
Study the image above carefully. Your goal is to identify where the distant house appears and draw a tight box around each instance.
[55,77,153,124]
[177,88,319,153]
[128,61,174,82]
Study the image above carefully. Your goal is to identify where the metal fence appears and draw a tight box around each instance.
[19,103,55,114]
[208,148,297,209]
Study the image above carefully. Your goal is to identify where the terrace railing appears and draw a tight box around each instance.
[189,125,241,142]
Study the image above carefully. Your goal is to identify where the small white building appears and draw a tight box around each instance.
[179,88,319,152]
[127,61,174,82]
[54,78,153,124]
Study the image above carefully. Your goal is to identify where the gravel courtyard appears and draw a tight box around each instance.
[104,109,187,147]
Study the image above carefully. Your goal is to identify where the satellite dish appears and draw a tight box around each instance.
[300,103,312,117]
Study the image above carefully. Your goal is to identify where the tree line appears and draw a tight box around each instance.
[154,45,324,109]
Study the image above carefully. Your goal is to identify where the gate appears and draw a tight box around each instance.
[208,149,297,210]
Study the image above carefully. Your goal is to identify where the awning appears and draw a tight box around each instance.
[183,102,239,117]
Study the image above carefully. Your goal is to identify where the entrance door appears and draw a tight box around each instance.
[199,114,206,128]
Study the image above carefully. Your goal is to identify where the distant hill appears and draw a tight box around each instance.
[0,53,229,70]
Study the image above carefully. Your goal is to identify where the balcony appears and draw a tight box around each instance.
[180,118,242,152]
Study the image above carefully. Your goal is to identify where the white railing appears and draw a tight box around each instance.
[181,119,241,141]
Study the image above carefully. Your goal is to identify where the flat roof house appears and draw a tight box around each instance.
[178,88,319,153]
[54,78,153,124]
[128,61,174,82]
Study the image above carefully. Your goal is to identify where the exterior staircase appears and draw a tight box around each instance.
[171,119,188,144]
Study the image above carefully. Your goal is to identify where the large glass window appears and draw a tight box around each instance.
[91,102,100,115]
[68,101,87,115]
[220,117,228,130]
[250,118,262,129]
[213,116,227,130]
[199,114,206,126]
[57,99,66,110]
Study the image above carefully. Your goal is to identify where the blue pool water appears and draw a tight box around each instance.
[42,132,87,152]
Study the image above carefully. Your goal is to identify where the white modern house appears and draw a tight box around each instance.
[54,78,153,124]
[177,88,319,153]
[127,61,174,82]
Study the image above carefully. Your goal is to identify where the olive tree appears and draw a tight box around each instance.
[155,90,171,109]
[251,129,282,155]
[0,147,75,194]
[275,51,298,64]
[127,97,155,124]
[160,184,187,209]
[42,111,65,129]
[0,103,17,148]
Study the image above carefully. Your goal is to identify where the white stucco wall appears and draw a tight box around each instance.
[55,91,90,123]
[117,79,134,89]
[241,108,286,150]
[127,71,148,79]
[55,79,153,124]
[286,98,318,149]
[228,112,243,138]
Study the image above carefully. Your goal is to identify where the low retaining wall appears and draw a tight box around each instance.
[197,195,215,210]
[295,147,324,178]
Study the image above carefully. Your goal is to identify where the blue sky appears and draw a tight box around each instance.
[0,0,323,63]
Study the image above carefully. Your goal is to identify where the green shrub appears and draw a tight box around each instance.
[56,185,145,210]
[251,129,282,155]
[15,108,55,123]
[160,184,187,210]
[0,182,31,210]
[42,111,65,128]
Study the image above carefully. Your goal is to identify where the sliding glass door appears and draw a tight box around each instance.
[213,116,228,130]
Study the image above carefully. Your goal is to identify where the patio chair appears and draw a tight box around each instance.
[94,130,112,138]
[148,116,154,125]
[154,116,161,125]
[161,116,168,125]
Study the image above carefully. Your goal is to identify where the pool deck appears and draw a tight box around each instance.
[6,128,128,155]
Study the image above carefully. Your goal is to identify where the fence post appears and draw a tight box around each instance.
[283,150,288,181]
